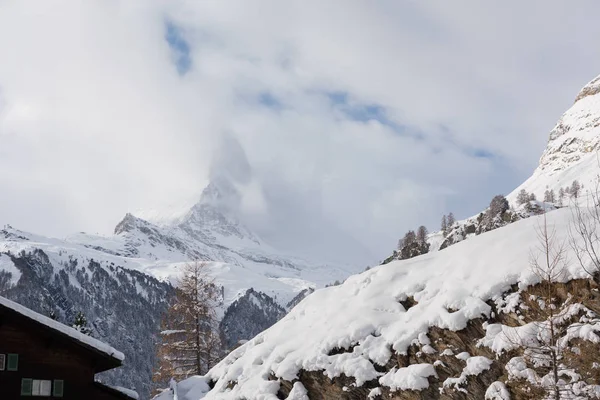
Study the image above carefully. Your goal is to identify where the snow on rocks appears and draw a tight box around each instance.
[153,377,211,400]
[285,382,309,400]
[442,355,493,393]
[379,364,438,392]
[485,381,511,400]
[191,207,594,398]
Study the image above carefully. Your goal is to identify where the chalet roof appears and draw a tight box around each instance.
[0,296,125,363]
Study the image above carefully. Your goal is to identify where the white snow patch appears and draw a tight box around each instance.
[379,364,438,392]
[485,381,511,400]
[0,253,21,285]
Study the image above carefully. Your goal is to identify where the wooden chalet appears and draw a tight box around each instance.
[0,296,138,399]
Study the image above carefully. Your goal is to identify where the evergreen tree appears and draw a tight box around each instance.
[516,189,530,205]
[489,195,509,217]
[153,262,222,386]
[72,311,92,335]
[416,226,428,244]
[441,215,448,235]
[543,189,556,203]
[571,180,581,198]
[446,212,455,230]
[529,192,537,202]
[403,230,417,246]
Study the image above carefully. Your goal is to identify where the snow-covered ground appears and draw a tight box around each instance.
[160,205,597,399]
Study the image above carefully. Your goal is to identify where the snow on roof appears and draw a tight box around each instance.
[196,207,592,398]
[0,296,125,362]
[105,385,139,400]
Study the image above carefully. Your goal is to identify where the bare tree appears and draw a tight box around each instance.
[528,212,568,400]
[569,176,600,286]
[153,262,222,388]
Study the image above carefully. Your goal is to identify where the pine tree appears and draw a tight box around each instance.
[529,192,537,202]
[72,311,92,335]
[543,189,556,203]
[516,189,530,206]
[441,215,448,235]
[446,212,455,229]
[153,262,222,387]
[571,180,581,198]
[403,230,417,246]
[557,188,565,207]
[416,226,428,244]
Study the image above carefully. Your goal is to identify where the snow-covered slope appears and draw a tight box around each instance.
[161,206,598,399]
[509,74,600,202]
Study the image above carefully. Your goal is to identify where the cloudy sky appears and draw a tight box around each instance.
[1,1,600,262]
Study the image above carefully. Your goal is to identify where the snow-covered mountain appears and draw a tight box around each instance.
[509,74,600,202]
[0,151,363,397]
[155,75,600,399]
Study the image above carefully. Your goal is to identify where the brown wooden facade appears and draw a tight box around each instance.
[0,299,136,399]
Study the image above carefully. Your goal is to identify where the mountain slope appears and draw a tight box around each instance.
[162,205,599,399]
[0,226,173,399]
[0,173,363,397]
[155,75,600,399]
[509,74,600,202]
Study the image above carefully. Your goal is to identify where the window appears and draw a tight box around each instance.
[21,378,32,396]
[21,379,53,396]
[7,353,18,371]
[53,380,64,397]
[0,354,5,371]
[32,380,52,396]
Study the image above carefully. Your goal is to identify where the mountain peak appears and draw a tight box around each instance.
[574,74,600,104]
[114,212,150,235]
[509,73,600,202]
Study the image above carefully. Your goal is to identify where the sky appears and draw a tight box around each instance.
[1,1,600,262]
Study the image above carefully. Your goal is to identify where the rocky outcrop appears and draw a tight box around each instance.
[275,278,600,400]
[574,74,600,103]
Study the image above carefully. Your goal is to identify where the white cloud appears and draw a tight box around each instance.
[1,0,600,260]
